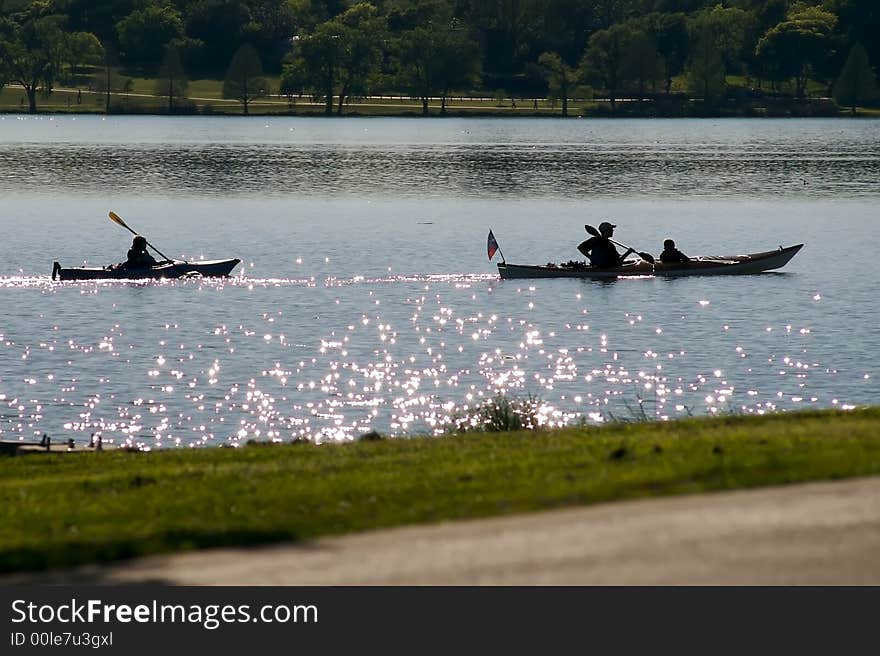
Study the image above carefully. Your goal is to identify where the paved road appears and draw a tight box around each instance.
[8,477,880,585]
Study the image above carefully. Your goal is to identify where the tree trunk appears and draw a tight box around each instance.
[422,95,428,116]
[797,66,806,99]
[242,73,249,115]
[324,72,334,115]
[26,86,37,114]
[561,84,568,117]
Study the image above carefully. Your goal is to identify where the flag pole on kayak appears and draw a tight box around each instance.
[488,229,505,263]
[108,211,177,263]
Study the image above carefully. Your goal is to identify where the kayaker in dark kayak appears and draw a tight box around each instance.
[577,221,634,267]
[659,239,690,264]
[124,235,158,269]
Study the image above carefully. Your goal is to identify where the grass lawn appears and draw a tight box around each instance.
[2,408,880,573]
[0,81,567,116]
[3,77,863,117]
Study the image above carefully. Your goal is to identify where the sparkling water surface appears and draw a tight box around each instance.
[0,116,877,448]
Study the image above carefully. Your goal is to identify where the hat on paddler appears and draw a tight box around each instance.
[598,221,616,236]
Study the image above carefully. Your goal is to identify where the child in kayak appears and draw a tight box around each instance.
[124,235,158,268]
[659,239,690,264]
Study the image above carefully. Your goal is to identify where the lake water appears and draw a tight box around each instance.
[0,116,877,448]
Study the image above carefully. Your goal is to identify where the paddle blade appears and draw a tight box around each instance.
[638,252,656,264]
[584,224,600,237]
[108,211,128,229]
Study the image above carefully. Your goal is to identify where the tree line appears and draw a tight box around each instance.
[1,0,878,115]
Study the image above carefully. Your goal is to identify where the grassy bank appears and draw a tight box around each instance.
[2,408,880,573]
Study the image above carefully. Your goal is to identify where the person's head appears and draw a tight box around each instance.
[132,235,147,251]
[598,221,616,237]
[664,239,675,250]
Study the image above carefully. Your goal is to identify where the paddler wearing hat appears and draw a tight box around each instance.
[577,221,634,268]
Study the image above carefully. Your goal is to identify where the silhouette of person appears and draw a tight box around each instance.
[659,239,690,264]
[578,221,633,267]
[124,235,158,268]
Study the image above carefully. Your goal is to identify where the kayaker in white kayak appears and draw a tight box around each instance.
[578,221,634,267]
[124,235,158,268]
[659,239,690,264]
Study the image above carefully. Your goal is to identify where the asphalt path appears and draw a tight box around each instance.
[7,477,880,585]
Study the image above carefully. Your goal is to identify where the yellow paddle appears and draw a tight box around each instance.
[108,211,176,263]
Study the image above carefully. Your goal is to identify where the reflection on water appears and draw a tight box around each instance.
[1,116,879,198]
[0,268,872,449]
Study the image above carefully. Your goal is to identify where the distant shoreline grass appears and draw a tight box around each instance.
[2,407,880,573]
[2,83,873,118]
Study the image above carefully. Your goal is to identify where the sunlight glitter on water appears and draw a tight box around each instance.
[0,270,867,449]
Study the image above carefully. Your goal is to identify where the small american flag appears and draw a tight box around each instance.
[487,230,500,261]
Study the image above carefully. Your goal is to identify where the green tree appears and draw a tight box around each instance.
[280,56,307,108]
[396,25,442,116]
[587,0,640,31]
[433,26,481,114]
[537,51,576,116]
[828,0,880,77]
[184,0,251,71]
[333,3,385,115]
[63,0,144,44]
[116,5,185,69]
[685,6,750,103]
[155,44,188,113]
[637,12,688,95]
[622,30,664,98]
[396,20,480,116]
[65,31,103,85]
[464,0,541,80]
[0,13,68,114]
[297,21,345,115]
[580,23,638,110]
[833,42,879,114]
[222,43,267,115]
[295,3,384,115]
[183,0,297,74]
[755,6,837,98]
[0,18,10,94]
[687,17,725,103]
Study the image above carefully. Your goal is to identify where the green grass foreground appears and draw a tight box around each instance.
[2,408,880,573]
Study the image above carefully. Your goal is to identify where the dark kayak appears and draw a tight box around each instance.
[498,244,803,279]
[52,258,241,281]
